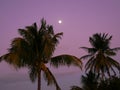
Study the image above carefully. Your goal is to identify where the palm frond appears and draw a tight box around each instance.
[0,53,24,68]
[41,63,61,90]
[110,66,117,76]
[47,25,54,35]
[110,47,120,52]
[29,66,38,82]
[80,47,97,54]
[0,55,4,62]
[54,32,63,39]
[25,23,38,38]
[105,47,120,56]
[106,57,120,71]
[105,50,116,56]
[50,54,82,69]
[80,54,93,60]
[0,37,34,68]
[18,29,33,43]
[85,57,95,72]
[40,18,47,31]
[70,86,83,90]
[10,37,34,64]
[52,32,63,46]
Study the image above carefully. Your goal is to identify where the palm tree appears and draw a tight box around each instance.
[70,71,98,90]
[80,33,120,79]
[98,76,120,90]
[81,71,99,90]
[0,18,82,90]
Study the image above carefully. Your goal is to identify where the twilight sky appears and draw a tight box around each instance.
[0,0,120,90]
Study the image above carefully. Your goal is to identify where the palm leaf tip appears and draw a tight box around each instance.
[0,54,8,62]
[110,47,120,52]
[0,56,2,62]
[50,54,82,69]
[54,32,63,40]
[56,32,63,36]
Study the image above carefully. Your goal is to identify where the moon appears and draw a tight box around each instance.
[58,20,62,24]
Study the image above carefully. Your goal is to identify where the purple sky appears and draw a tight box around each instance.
[0,0,120,90]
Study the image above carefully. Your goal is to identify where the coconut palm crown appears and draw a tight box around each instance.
[80,33,120,78]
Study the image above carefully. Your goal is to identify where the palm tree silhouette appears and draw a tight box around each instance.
[98,76,120,90]
[80,33,120,79]
[70,71,98,90]
[81,71,98,90]
[0,18,82,90]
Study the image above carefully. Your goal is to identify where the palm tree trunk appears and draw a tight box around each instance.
[38,70,41,90]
